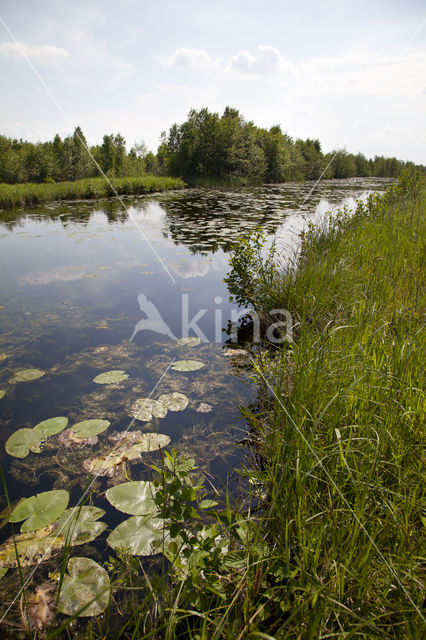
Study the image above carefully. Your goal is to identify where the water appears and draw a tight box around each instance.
[0,178,392,548]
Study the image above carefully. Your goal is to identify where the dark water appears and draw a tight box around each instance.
[0,178,392,536]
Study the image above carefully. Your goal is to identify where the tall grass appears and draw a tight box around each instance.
[238,171,426,637]
[0,175,185,209]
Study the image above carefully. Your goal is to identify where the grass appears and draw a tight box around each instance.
[235,170,425,637]
[0,175,186,209]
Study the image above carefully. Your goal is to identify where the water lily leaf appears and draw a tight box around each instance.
[0,568,7,579]
[10,490,69,532]
[171,360,204,372]
[0,354,7,362]
[107,515,166,556]
[0,525,64,568]
[0,390,5,400]
[176,337,201,347]
[83,433,170,477]
[58,429,98,448]
[130,398,167,421]
[9,369,46,383]
[157,392,188,412]
[52,507,106,545]
[57,557,110,617]
[93,370,129,384]
[106,481,158,516]
[5,428,46,459]
[70,419,110,438]
[34,416,68,436]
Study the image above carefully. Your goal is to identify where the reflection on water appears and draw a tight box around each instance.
[0,178,392,522]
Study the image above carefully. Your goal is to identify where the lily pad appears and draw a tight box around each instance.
[0,525,64,568]
[107,515,166,556]
[57,557,110,617]
[5,428,46,459]
[9,369,46,383]
[10,490,69,532]
[58,429,98,447]
[70,419,110,438]
[171,360,205,372]
[157,392,189,412]
[0,568,7,579]
[106,481,158,516]
[196,403,213,413]
[130,398,167,421]
[176,337,201,347]
[34,416,68,436]
[93,370,129,384]
[52,506,106,545]
[83,433,170,477]
[0,390,5,400]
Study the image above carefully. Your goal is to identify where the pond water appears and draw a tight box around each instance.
[0,177,392,619]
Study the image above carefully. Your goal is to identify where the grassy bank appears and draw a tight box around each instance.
[0,175,185,209]
[225,171,425,637]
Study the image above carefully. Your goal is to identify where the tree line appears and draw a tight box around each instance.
[0,108,423,185]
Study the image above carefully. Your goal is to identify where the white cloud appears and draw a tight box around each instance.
[230,45,293,75]
[0,41,69,65]
[161,47,211,69]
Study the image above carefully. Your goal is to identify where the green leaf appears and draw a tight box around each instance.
[51,506,106,545]
[93,370,129,384]
[130,398,167,421]
[70,419,110,437]
[200,500,219,509]
[0,390,5,400]
[107,515,166,556]
[106,481,158,516]
[5,428,46,458]
[9,369,46,383]
[0,568,7,579]
[10,490,69,532]
[0,524,65,568]
[157,392,189,412]
[57,557,110,617]
[171,360,205,372]
[34,416,68,436]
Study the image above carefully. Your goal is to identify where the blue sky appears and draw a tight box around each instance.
[0,0,425,162]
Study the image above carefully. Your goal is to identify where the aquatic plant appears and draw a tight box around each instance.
[8,368,46,383]
[176,336,201,347]
[9,489,69,532]
[57,557,110,617]
[70,418,110,437]
[107,515,166,556]
[33,416,68,436]
[93,369,129,384]
[171,360,205,371]
[5,428,46,458]
[106,481,158,516]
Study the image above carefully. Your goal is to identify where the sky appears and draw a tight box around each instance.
[0,0,425,163]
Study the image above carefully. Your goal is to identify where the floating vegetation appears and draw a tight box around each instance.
[8,368,46,383]
[107,515,166,556]
[157,392,189,412]
[223,348,248,357]
[0,390,4,399]
[93,369,129,384]
[5,428,46,458]
[176,336,201,347]
[33,416,68,436]
[106,481,158,516]
[130,398,167,421]
[83,432,171,477]
[57,557,110,617]
[51,506,106,546]
[58,429,98,447]
[70,419,110,438]
[9,489,69,532]
[0,354,8,361]
[196,403,213,413]
[0,524,64,568]
[171,360,205,372]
